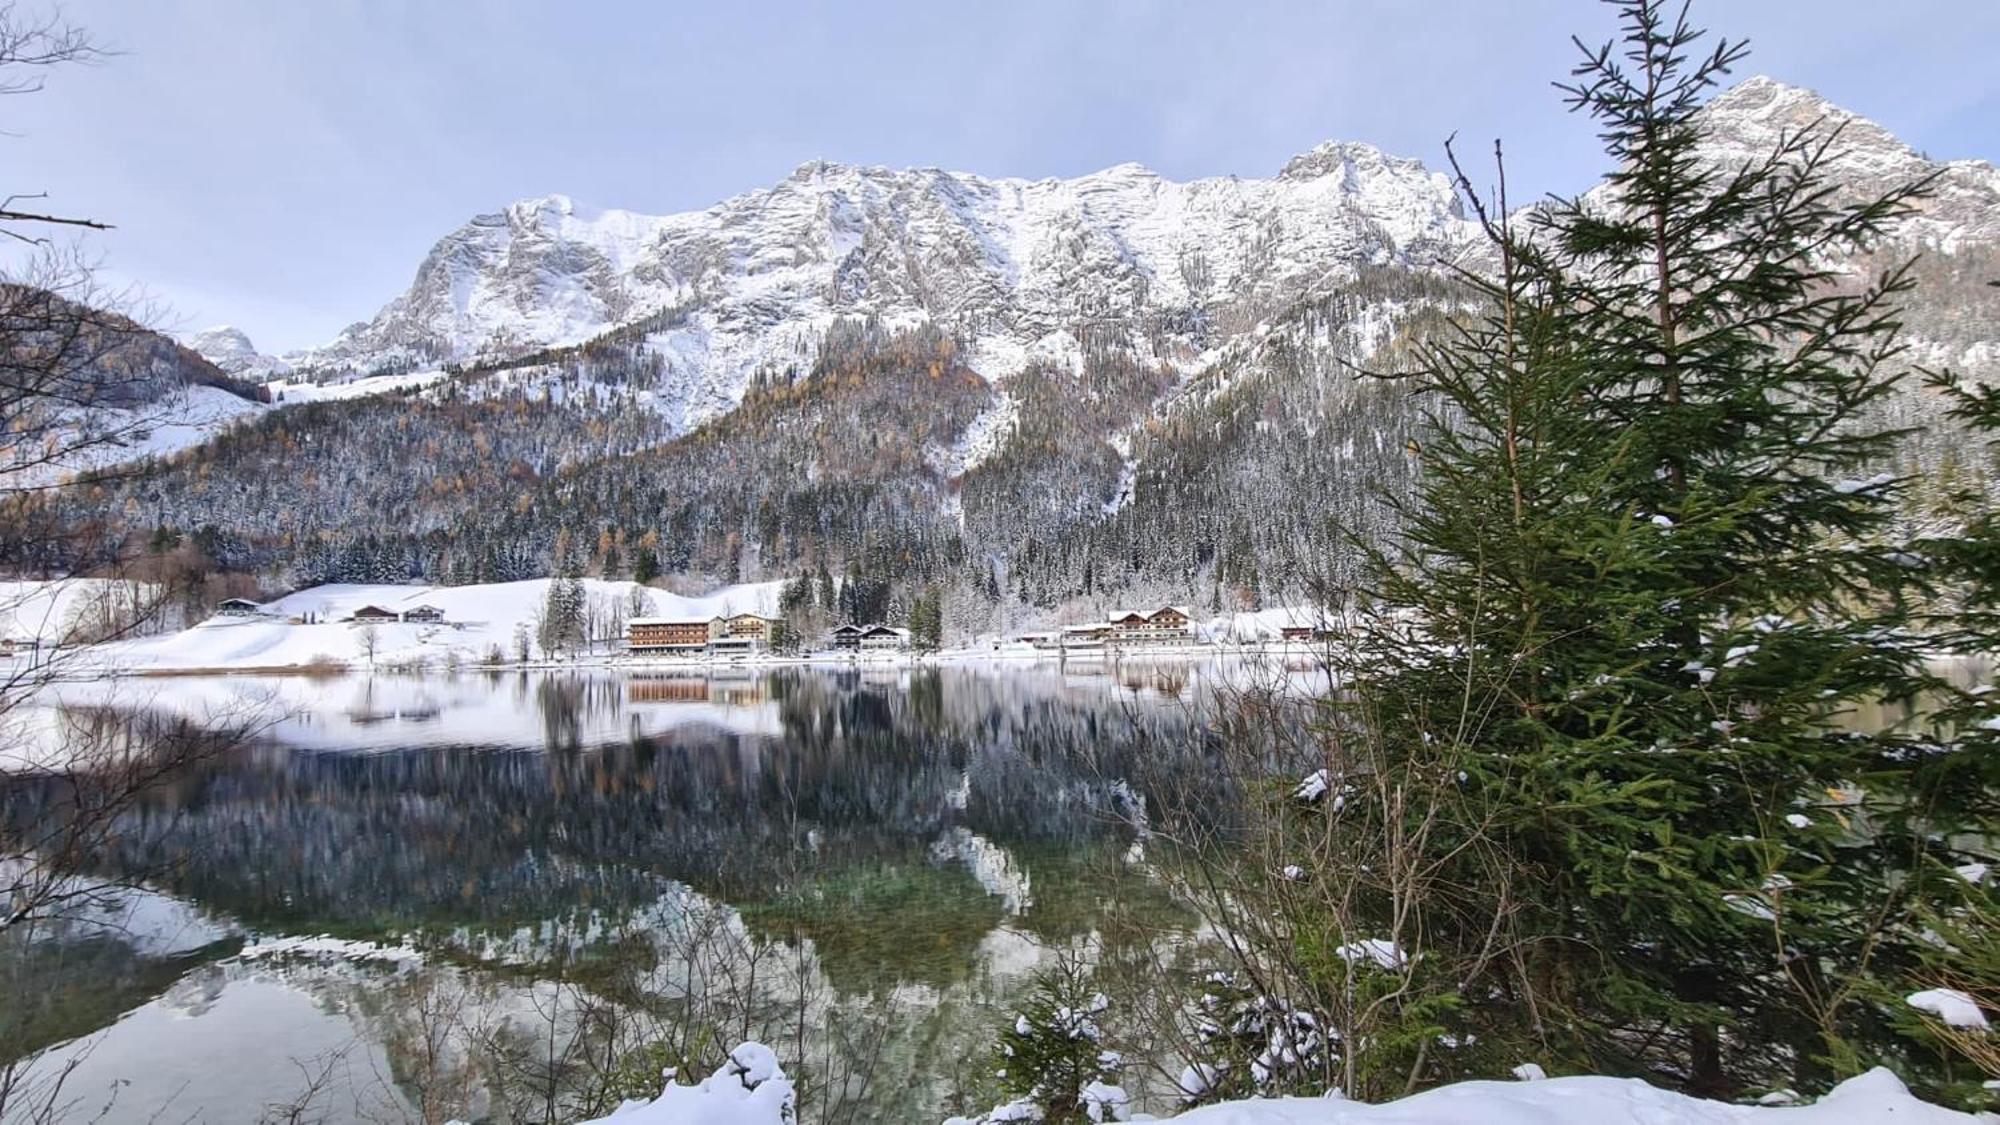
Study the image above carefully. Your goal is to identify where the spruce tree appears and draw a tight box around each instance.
[1898,365,2000,1103]
[1339,0,1947,1096]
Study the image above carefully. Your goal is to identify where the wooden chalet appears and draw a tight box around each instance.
[401,605,446,624]
[1106,606,1194,646]
[829,623,867,652]
[857,625,910,651]
[347,605,399,624]
[213,597,263,618]
[1280,624,1334,643]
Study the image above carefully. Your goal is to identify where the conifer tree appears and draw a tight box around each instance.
[1897,363,2000,1103]
[1335,0,1949,1096]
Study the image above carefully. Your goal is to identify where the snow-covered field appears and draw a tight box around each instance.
[70,578,784,673]
[0,577,162,646]
[264,367,447,404]
[4,571,1347,677]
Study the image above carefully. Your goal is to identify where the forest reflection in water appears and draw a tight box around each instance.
[1,658,1310,1124]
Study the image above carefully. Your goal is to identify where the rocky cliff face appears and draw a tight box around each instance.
[291,138,1482,429]
[292,77,1999,432]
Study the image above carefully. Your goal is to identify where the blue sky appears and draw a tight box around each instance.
[9,0,1998,353]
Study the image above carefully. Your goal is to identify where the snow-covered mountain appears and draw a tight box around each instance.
[292,142,1482,430]
[1698,77,2000,252]
[289,76,1999,437]
[187,325,292,381]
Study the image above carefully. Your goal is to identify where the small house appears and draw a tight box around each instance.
[1280,624,1333,643]
[213,597,263,618]
[402,605,446,624]
[829,623,867,652]
[348,605,399,625]
[858,625,910,651]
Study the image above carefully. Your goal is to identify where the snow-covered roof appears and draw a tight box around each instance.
[216,597,262,608]
[1107,606,1193,622]
[628,616,708,627]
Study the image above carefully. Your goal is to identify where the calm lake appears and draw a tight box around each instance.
[1,660,1314,1124]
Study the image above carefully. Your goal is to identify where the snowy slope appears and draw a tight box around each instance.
[0,578,161,645]
[82,578,785,672]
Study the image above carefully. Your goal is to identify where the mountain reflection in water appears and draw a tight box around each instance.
[2,660,1291,1124]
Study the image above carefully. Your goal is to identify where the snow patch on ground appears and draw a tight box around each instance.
[1169,1066,1973,1123]
[580,1043,795,1125]
[935,390,1019,478]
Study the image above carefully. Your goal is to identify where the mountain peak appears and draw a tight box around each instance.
[1701,74,1850,128]
[509,192,587,220]
[1692,74,1931,187]
[1278,139,1417,183]
[188,325,290,380]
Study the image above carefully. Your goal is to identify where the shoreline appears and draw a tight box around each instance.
[27,641,1336,681]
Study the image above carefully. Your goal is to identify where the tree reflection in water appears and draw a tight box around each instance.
[0,662,1250,1124]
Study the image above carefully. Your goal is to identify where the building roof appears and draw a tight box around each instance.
[404,604,444,613]
[351,605,398,617]
[628,617,709,627]
[830,623,868,635]
[216,597,262,608]
[859,625,910,638]
[1108,606,1194,622]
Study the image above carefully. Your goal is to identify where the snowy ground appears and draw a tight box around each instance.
[5,371,448,490]
[1,385,266,489]
[0,577,162,646]
[264,368,448,404]
[64,578,783,674]
[13,574,1346,676]
[588,1052,1976,1124]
